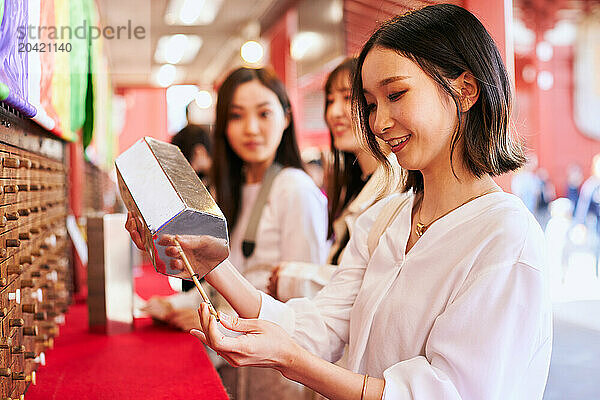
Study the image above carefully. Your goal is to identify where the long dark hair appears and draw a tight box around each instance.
[212,67,304,231]
[325,58,365,242]
[352,4,525,193]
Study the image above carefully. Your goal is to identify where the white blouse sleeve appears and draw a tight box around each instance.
[259,197,390,362]
[273,169,329,264]
[382,261,552,400]
[276,261,337,302]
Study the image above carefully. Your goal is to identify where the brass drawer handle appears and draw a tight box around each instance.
[6,212,19,221]
[0,338,11,349]
[20,279,34,288]
[4,158,20,168]
[9,318,24,327]
[11,345,26,354]
[11,372,25,381]
[18,208,30,216]
[23,326,38,336]
[6,238,21,247]
[7,265,23,274]
[3,185,18,193]
[19,232,31,240]
[17,184,29,191]
[22,303,36,313]
[34,312,47,321]
[20,159,32,169]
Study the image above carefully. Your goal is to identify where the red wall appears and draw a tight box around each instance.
[116,87,168,155]
[516,46,600,196]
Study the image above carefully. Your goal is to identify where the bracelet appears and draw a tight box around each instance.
[360,373,369,400]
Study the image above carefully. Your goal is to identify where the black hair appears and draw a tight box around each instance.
[352,4,525,193]
[324,58,366,255]
[171,124,212,161]
[212,67,304,231]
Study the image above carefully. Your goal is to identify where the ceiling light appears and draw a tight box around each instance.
[513,18,535,55]
[241,41,264,64]
[537,71,554,91]
[165,0,224,26]
[154,34,202,64]
[195,90,213,109]
[536,41,553,62]
[167,85,199,106]
[329,0,343,23]
[544,20,576,46]
[291,32,324,61]
[157,64,177,87]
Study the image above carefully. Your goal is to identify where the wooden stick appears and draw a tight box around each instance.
[173,238,220,322]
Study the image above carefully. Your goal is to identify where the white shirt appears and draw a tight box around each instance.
[259,191,552,400]
[229,167,329,274]
[170,167,328,308]
[276,160,397,301]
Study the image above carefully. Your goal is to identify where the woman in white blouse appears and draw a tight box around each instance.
[131,4,552,400]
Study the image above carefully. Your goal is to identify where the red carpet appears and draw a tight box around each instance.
[26,264,229,399]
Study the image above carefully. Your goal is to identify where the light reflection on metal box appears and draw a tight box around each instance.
[115,137,228,279]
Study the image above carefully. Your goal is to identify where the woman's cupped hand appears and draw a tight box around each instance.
[191,303,300,372]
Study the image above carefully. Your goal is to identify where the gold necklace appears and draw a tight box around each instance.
[415,187,500,237]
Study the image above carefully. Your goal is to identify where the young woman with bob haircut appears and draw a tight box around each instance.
[130,5,551,399]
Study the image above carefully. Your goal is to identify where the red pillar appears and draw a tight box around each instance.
[265,9,303,145]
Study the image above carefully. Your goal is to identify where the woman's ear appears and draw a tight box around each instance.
[455,71,479,112]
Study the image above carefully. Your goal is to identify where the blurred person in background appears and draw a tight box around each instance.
[511,153,543,214]
[566,163,584,208]
[170,109,213,186]
[268,58,400,302]
[573,154,600,228]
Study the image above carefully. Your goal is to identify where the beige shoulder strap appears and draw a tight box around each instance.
[242,163,283,258]
[367,194,410,257]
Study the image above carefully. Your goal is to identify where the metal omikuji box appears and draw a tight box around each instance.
[115,137,228,279]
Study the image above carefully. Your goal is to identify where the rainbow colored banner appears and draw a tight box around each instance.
[0,0,36,116]
[4,0,116,156]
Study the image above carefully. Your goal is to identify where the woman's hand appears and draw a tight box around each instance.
[125,212,146,251]
[190,303,299,372]
[159,234,229,278]
[141,296,174,321]
[168,308,201,331]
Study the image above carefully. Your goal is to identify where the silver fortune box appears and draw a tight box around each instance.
[115,137,228,279]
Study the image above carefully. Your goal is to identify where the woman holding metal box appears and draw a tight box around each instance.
[130,4,552,399]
